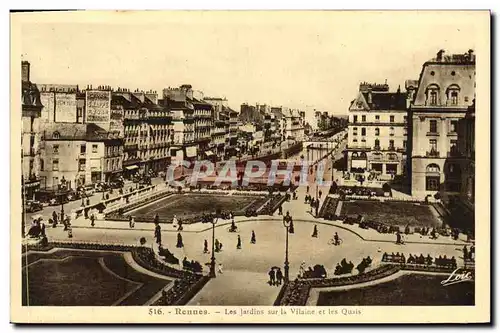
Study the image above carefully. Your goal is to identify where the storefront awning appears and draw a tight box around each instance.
[125,165,139,171]
[205,150,214,157]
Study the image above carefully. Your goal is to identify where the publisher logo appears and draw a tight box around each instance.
[440,268,474,287]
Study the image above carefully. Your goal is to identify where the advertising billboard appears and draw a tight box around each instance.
[109,105,124,137]
[40,92,55,122]
[85,90,111,124]
[55,93,77,123]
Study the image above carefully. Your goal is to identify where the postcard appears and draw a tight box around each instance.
[11,10,490,324]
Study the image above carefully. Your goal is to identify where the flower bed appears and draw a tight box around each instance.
[105,192,174,221]
[259,195,287,215]
[318,197,339,219]
[152,275,210,306]
[131,247,198,279]
[276,265,400,306]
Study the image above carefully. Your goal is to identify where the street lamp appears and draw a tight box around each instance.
[282,213,292,282]
[209,208,222,278]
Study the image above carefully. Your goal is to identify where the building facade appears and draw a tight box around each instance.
[21,61,43,200]
[409,49,476,198]
[346,82,408,178]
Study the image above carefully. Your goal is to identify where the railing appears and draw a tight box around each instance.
[426,131,440,137]
[426,150,440,157]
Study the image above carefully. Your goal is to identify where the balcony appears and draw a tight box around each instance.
[426,131,440,137]
[426,150,440,157]
[124,144,139,152]
[388,146,396,151]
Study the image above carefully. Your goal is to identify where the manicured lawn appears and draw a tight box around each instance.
[341,201,440,227]
[128,194,266,220]
[22,249,170,306]
[317,274,474,306]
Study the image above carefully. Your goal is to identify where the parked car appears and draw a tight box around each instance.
[25,200,43,213]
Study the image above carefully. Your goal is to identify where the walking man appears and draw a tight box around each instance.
[312,225,318,238]
[276,268,283,286]
[203,239,209,253]
[268,268,276,286]
[176,232,184,248]
[90,213,95,227]
[218,262,223,274]
[251,230,256,244]
[237,235,242,249]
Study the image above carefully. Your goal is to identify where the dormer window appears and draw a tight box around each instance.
[446,85,460,106]
[426,85,440,106]
[52,131,60,139]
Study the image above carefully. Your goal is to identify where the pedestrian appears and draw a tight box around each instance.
[218,262,223,274]
[176,232,184,248]
[237,235,242,249]
[299,262,306,278]
[172,215,178,228]
[215,239,220,252]
[319,190,322,199]
[90,214,95,227]
[67,227,73,238]
[278,205,283,216]
[251,230,256,244]
[276,268,283,285]
[52,211,58,225]
[154,214,160,225]
[268,268,276,286]
[312,225,318,238]
[306,185,309,193]
[288,220,295,234]
[177,219,183,231]
[203,239,209,253]
[40,222,46,238]
[463,245,468,260]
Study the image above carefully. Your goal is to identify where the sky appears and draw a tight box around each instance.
[17,11,483,123]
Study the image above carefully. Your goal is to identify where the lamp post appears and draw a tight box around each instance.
[209,208,221,278]
[283,213,292,282]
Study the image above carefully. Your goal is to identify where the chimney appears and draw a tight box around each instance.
[468,49,474,62]
[21,61,30,83]
[437,49,445,61]
[367,91,372,104]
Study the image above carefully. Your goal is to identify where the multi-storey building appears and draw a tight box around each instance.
[346,82,408,177]
[39,123,112,189]
[163,85,197,164]
[192,90,214,159]
[282,108,305,142]
[113,88,171,178]
[409,49,475,198]
[459,100,475,206]
[21,61,43,200]
[204,97,230,161]
[226,108,239,158]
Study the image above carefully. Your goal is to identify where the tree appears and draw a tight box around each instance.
[382,183,391,193]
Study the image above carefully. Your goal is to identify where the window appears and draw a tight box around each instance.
[464,96,469,102]
[40,159,44,171]
[426,176,440,191]
[403,140,407,149]
[389,127,395,136]
[362,115,366,122]
[429,139,438,151]
[429,120,437,133]
[375,128,380,136]
[92,144,98,153]
[450,120,458,133]
[78,159,86,171]
[53,145,59,155]
[390,115,395,123]
[374,139,380,148]
[352,115,358,123]
[52,159,59,171]
[450,91,458,105]
[53,177,59,186]
[389,140,395,149]
[353,138,358,143]
[52,131,60,139]
[361,128,366,136]
[430,91,438,105]
[375,115,380,121]
[80,144,86,154]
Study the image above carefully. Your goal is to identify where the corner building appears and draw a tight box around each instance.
[346,82,408,178]
[409,49,475,199]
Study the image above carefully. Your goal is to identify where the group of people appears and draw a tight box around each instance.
[463,245,475,261]
[268,267,284,286]
[334,258,355,276]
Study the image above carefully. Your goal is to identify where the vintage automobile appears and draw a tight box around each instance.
[25,200,43,213]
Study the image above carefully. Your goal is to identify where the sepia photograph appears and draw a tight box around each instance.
[10,10,490,324]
